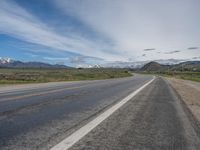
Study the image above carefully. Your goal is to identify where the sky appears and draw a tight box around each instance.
[0,0,200,67]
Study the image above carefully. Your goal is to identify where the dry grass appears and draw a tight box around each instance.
[0,68,132,84]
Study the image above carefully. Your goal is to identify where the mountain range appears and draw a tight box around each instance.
[140,61,200,72]
[101,59,188,68]
[0,57,199,71]
[0,58,70,69]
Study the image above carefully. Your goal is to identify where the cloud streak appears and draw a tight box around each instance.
[54,0,200,61]
[164,50,180,54]
[144,48,156,51]
[0,0,199,63]
[43,55,104,66]
[188,47,199,50]
[192,56,200,59]
[142,54,146,57]
[0,0,124,61]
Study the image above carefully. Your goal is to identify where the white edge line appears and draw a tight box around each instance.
[50,76,155,150]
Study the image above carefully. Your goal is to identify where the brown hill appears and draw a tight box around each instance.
[140,61,200,72]
[140,61,168,72]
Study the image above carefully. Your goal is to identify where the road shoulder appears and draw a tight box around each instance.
[167,78,200,123]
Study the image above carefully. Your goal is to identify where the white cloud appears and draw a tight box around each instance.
[0,0,124,61]
[0,0,199,63]
[54,0,200,61]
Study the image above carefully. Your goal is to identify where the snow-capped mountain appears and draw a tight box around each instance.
[101,59,187,69]
[75,59,188,69]
[76,64,102,68]
[101,61,148,68]
[0,57,70,68]
[0,57,13,64]
[92,64,102,68]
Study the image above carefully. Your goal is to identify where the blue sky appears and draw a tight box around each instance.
[0,0,200,67]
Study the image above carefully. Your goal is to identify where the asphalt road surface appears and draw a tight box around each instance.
[0,75,200,150]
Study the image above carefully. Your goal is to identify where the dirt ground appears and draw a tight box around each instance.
[167,78,200,122]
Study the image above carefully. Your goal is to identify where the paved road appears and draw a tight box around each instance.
[0,75,152,149]
[0,75,200,150]
[70,77,200,150]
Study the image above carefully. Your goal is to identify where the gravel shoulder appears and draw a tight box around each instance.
[167,78,200,122]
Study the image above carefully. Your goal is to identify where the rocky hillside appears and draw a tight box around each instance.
[140,61,168,72]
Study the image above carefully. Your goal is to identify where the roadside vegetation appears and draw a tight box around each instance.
[139,71,200,82]
[0,68,132,84]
